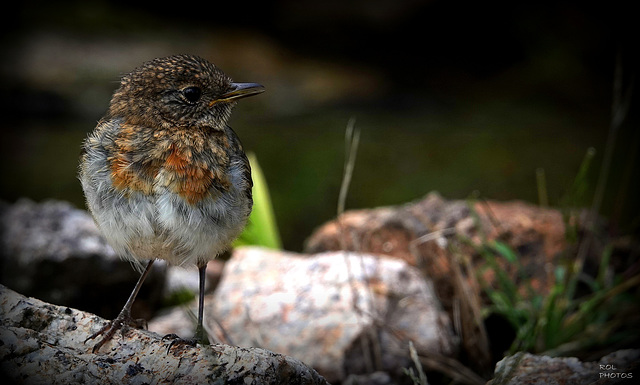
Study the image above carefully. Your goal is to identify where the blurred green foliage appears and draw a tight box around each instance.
[476,148,640,357]
[479,239,639,356]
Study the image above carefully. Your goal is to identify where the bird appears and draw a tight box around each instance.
[79,54,264,353]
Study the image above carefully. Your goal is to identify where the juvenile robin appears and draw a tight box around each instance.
[79,54,264,352]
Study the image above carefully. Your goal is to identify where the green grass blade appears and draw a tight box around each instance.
[490,240,519,264]
[234,152,282,249]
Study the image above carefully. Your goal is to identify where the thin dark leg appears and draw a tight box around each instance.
[165,261,209,351]
[119,260,155,317]
[86,259,155,353]
[194,261,208,345]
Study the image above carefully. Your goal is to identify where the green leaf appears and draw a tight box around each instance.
[233,152,282,249]
[491,240,519,264]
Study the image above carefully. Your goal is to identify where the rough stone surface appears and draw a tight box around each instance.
[343,371,395,385]
[206,246,457,383]
[0,199,165,320]
[147,305,197,340]
[0,284,329,385]
[305,192,585,306]
[489,350,640,385]
[161,259,225,300]
[303,192,613,376]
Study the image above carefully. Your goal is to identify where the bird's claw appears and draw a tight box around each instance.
[85,313,145,353]
[162,333,200,354]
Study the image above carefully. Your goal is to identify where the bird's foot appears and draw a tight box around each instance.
[85,311,145,353]
[162,327,209,353]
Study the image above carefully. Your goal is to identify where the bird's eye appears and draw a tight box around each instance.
[182,86,202,104]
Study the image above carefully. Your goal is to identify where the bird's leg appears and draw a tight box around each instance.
[165,261,210,351]
[194,261,209,345]
[86,259,155,353]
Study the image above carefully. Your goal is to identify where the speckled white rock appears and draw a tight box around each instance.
[489,350,640,385]
[0,284,328,385]
[207,247,458,383]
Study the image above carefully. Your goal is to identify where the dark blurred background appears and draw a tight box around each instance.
[1,0,638,251]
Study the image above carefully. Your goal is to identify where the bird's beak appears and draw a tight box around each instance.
[209,82,265,106]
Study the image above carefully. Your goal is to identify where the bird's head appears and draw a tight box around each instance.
[108,54,264,130]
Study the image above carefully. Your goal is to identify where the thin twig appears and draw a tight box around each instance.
[407,341,428,385]
[337,116,360,220]
[204,312,234,345]
[417,354,487,385]
[336,118,383,372]
[408,224,492,378]
[536,167,548,207]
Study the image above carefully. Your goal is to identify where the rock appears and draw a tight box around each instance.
[305,192,465,265]
[343,371,395,385]
[164,266,205,295]
[304,192,604,375]
[305,192,583,306]
[0,284,329,385]
[0,199,165,320]
[161,259,225,303]
[147,259,227,340]
[147,305,197,339]
[489,350,640,385]
[206,246,457,384]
